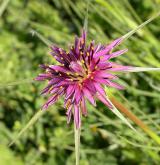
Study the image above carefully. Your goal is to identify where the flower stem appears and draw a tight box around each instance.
[74,125,81,165]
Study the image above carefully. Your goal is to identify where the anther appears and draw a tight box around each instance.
[81,60,84,63]
[81,39,84,44]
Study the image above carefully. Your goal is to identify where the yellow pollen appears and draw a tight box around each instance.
[70,79,73,82]
[61,64,64,66]
[75,73,79,76]
[95,66,98,69]
[66,72,70,75]
[91,46,94,50]
[87,52,90,56]
[81,60,85,64]
[59,73,62,76]
[100,56,104,59]
[66,99,71,109]
[91,76,94,79]
[60,86,63,89]
[60,57,63,60]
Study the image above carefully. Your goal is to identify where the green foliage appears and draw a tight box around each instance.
[0,0,160,164]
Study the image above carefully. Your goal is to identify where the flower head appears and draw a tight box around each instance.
[36,30,133,128]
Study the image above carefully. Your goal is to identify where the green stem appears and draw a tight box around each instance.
[74,125,81,165]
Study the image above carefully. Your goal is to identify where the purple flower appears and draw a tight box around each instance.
[35,30,137,128]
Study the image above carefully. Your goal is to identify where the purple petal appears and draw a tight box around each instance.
[94,37,123,58]
[94,70,118,79]
[35,73,52,81]
[69,61,84,73]
[104,80,125,90]
[66,84,76,99]
[49,65,69,73]
[66,106,72,124]
[74,104,81,129]
[81,98,87,116]
[103,49,128,60]
[73,85,82,104]
[108,62,132,71]
[83,87,96,106]
[96,92,112,108]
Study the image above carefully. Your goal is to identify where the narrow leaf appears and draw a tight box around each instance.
[83,0,90,32]
[0,0,10,17]
[9,110,45,147]
[30,29,52,46]
[106,96,137,133]
[110,96,160,145]
[0,78,34,89]
[123,67,160,72]
[122,11,160,40]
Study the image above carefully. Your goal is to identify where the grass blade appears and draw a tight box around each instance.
[30,29,52,46]
[106,96,137,133]
[0,78,34,89]
[122,11,160,40]
[9,110,45,147]
[110,96,160,145]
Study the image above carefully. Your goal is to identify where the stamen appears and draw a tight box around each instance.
[90,76,94,80]
[81,39,84,44]
[81,60,85,64]
[66,99,71,109]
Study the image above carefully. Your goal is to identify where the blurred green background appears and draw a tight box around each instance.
[0,0,160,164]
